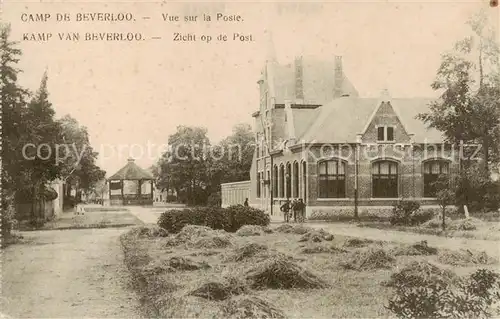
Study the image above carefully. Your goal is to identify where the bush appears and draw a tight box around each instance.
[390,200,423,226]
[157,205,269,234]
[387,268,500,319]
[225,205,270,232]
[456,165,500,213]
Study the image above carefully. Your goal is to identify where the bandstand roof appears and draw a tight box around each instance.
[108,158,154,180]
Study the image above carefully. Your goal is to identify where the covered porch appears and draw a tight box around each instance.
[107,158,154,206]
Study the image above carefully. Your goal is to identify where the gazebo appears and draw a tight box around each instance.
[107,158,154,206]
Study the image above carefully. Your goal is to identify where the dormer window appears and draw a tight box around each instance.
[377,126,395,142]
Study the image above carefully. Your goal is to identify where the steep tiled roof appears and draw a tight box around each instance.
[269,56,359,105]
[108,159,154,180]
[299,97,445,144]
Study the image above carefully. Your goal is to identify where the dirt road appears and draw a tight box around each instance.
[1,228,142,318]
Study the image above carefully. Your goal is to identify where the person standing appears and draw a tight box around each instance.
[280,200,291,223]
[296,198,306,223]
[244,198,249,206]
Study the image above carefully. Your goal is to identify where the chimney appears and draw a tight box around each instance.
[334,55,343,98]
[294,56,304,101]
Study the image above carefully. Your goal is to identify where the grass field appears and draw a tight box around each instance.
[120,223,499,318]
[38,210,143,230]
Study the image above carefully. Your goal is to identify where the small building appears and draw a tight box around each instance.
[107,158,154,206]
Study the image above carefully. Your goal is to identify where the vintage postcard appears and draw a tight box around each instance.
[2,0,500,318]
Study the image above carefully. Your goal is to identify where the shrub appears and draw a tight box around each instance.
[390,200,422,226]
[456,164,500,213]
[387,268,500,319]
[158,205,269,233]
[225,205,270,232]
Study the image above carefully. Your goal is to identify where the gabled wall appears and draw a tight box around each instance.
[362,102,411,144]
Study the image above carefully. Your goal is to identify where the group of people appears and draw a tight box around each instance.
[280,199,306,223]
[242,197,306,223]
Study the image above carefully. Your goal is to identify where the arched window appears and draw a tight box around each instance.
[423,160,449,197]
[293,162,299,198]
[286,163,292,198]
[279,165,285,198]
[273,165,278,197]
[318,160,346,198]
[372,160,398,198]
[302,161,307,201]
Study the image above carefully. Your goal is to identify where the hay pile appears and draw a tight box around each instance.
[343,237,375,248]
[391,240,438,256]
[300,245,347,254]
[437,249,498,266]
[236,225,266,236]
[422,216,453,229]
[143,256,210,274]
[290,224,314,235]
[226,243,269,262]
[449,217,483,231]
[298,229,334,243]
[274,224,313,234]
[244,254,329,289]
[274,224,294,233]
[385,260,460,289]
[165,225,233,249]
[340,247,396,271]
[221,296,286,319]
[126,225,169,239]
[189,277,248,301]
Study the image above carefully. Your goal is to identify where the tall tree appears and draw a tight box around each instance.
[58,115,105,202]
[1,24,30,198]
[157,126,211,205]
[25,71,65,205]
[418,9,500,171]
[217,123,255,183]
[1,24,29,238]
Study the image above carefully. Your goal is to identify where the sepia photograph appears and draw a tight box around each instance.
[1,0,500,318]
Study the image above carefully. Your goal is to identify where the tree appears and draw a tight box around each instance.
[217,123,255,183]
[23,71,65,216]
[157,126,211,205]
[58,115,105,203]
[433,174,456,231]
[418,10,500,172]
[2,24,64,227]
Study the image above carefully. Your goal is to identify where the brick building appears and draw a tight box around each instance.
[221,50,457,218]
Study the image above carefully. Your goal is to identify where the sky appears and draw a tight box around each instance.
[3,0,498,176]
